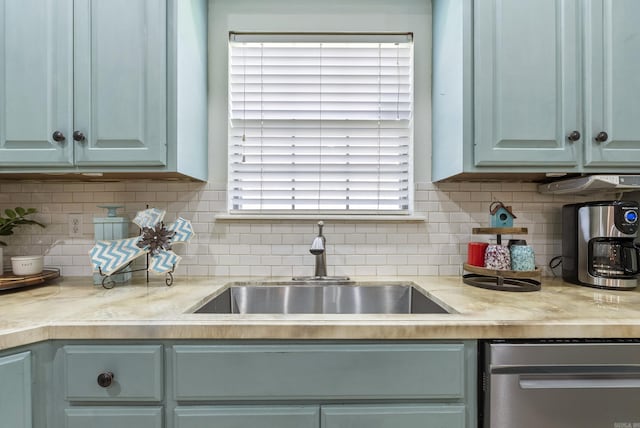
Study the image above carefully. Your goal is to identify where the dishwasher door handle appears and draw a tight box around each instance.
[519,375,640,390]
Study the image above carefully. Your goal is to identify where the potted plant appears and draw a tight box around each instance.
[0,207,46,275]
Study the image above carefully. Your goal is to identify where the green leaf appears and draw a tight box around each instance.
[4,209,16,218]
[15,207,26,216]
[26,208,37,214]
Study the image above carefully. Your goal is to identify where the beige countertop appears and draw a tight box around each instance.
[1,275,640,350]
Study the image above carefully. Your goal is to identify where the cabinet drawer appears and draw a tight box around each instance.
[321,404,465,428]
[65,407,162,428]
[173,344,466,400]
[174,406,319,428]
[63,345,162,402]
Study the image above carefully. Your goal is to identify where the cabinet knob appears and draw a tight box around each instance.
[567,131,581,142]
[97,371,114,388]
[73,131,86,142]
[595,131,608,143]
[52,131,66,142]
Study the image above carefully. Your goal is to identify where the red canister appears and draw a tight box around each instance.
[467,242,489,267]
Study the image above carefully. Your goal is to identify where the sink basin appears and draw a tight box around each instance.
[193,281,451,314]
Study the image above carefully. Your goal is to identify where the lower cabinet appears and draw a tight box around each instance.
[169,342,476,428]
[171,343,467,400]
[29,340,477,428]
[64,407,162,428]
[173,404,465,428]
[174,406,320,428]
[56,345,163,428]
[62,345,163,402]
[0,351,32,428]
[321,404,466,428]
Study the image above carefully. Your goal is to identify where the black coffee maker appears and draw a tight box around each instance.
[562,201,640,289]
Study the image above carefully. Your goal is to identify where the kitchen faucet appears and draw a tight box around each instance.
[310,221,327,277]
[292,221,349,281]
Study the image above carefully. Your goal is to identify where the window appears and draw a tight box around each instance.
[228,33,413,214]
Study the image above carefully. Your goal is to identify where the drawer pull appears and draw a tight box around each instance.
[73,131,86,142]
[97,371,114,388]
[52,131,66,142]
[567,130,581,142]
[595,131,608,143]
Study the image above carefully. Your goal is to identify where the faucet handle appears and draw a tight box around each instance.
[311,221,325,255]
[310,236,325,255]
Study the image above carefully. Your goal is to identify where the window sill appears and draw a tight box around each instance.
[214,214,426,222]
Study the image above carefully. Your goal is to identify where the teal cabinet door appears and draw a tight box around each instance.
[64,407,162,428]
[473,0,580,167]
[0,351,32,428]
[174,406,320,428]
[0,0,73,166]
[173,344,466,401]
[322,405,466,428]
[585,0,640,166]
[74,0,167,166]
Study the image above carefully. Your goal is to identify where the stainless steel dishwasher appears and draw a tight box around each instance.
[482,340,640,428]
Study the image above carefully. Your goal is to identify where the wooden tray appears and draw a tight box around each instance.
[463,263,541,278]
[462,263,541,292]
[0,268,60,291]
[471,227,528,235]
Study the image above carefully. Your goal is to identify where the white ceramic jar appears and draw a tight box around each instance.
[11,255,44,276]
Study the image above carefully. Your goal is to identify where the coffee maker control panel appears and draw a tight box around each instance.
[616,203,639,235]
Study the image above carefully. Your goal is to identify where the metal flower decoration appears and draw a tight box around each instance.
[89,208,194,278]
[137,222,175,256]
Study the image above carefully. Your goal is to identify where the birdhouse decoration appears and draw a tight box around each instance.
[489,201,516,228]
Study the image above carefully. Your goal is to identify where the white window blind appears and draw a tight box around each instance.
[228,33,413,213]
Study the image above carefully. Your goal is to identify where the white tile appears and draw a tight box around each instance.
[418,265,438,275]
[376,265,397,276]
[250,265,271,276]
[397,265,418,275]
[8,178,578,277]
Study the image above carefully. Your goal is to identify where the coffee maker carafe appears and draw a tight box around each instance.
[562,201,640,289]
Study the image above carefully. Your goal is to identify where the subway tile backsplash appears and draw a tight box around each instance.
[0,180,605,278]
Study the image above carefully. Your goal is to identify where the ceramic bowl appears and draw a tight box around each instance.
[11,255,44,276]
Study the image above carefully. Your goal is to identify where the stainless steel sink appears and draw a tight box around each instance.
[193,281,451,314]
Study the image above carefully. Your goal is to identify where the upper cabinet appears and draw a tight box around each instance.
[0,0,74,167]
[73,0,167,167]
[584,0,640,167]
[432,0,640,181]
[473,0,580,168]
[0,0,208,181]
